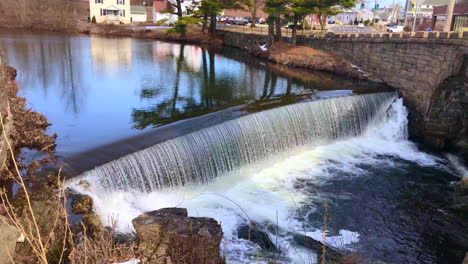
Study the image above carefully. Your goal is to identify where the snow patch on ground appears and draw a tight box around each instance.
[113,259,140,264]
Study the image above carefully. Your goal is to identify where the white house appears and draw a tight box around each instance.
[90,0,131,24]
[357,9,375,21]
[153,0,200,24]
[131,5,147,22]
[333,9,358,24]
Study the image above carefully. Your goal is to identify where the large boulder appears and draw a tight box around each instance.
[293,234,342,263]
[453,177,468,215]
[132,208,224,264]
[5,66,16,81]
[237,223,279,252]
[0,215,21,264]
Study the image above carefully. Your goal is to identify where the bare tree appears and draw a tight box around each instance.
[248,0,262,27]
[0,0,73,30]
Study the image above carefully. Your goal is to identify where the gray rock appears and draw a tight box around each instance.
[293,234,342,262]
[237,223,279,253]
[132,207,224,264]
[0,215,20,264]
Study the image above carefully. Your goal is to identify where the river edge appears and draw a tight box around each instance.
[1,29,467,263]
[0,23,371,81]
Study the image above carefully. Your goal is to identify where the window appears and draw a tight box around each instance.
[96,0,103,3]
[117,0,124,4]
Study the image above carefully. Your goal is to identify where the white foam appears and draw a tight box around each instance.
[68,98,443,263]
[446,153,468,178]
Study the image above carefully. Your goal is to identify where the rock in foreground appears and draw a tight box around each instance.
[132,208,224,264]
[0,215,21,264]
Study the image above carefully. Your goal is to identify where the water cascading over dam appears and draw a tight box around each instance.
[81,92,397,192]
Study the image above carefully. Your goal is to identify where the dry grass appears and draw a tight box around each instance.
[321,199,328,264]
[0,0,75,30]
[0,112,137,264]
[68,220,137,264]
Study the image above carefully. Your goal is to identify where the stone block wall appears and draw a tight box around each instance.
[221,30,468,150]
[302,33,467,138]
[0,55,12,175]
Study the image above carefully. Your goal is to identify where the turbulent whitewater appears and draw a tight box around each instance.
[79,93,397,192]
[69,94,449,263]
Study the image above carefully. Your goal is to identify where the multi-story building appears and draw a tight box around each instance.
[404,0,449,18]
[90,0,132,24]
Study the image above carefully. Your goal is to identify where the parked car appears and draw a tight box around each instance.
[257,18,267,24]
[286,23,304,30]
[387,25,404,32]
[226,17,248,25]
[358,23,364,28]
[327,20,335,24]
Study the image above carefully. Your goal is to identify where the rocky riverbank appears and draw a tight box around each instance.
[0,58,58,263]
[0,22,224,48]
[0,60,56,180]
[249,42,367,80]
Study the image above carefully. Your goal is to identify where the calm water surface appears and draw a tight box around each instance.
[0,30,386,162]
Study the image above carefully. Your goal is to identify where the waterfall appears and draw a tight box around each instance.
[80,93,397,192]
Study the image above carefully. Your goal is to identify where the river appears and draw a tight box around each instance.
[0,31,466,264]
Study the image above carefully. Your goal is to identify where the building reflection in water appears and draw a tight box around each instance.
[91,36,132,74]
[0,31,381,156]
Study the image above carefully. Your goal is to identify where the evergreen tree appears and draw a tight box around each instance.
[264,0,288,43]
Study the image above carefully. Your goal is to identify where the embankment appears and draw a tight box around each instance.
[221,30,468,158]
[0,55,56,179]
[0,55,12,175]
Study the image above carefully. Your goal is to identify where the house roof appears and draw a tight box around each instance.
[421,0,449,6]
[131,5,147,14]
[154,1,170,12]
[105,5,120,11]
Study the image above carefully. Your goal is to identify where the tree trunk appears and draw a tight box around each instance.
[267,72,277,99]
[202,13,208,33]
[209,13,217,37]
[267,16,275,45]
[275,15,282,42]
[319,14,326,31]
[250,5,257,27]
[286,77,292,96]
[208,49,216,108]
[176,0,183,18]
[291,15,298,46]
[260,70,270,100]
[172,44,185,114]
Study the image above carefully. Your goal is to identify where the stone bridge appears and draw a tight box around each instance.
[222,31,468,153]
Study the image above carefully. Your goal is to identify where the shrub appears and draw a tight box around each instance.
[364,19,370,26]
[304,19,311,30]
[155,18,169,26]
[369,21,375,26]
[403,26,412,32]
[91,15,96,24]
[167,17,203,36]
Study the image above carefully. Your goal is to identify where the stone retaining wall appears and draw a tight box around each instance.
[0,55,13,176]
[222,30,468,151]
